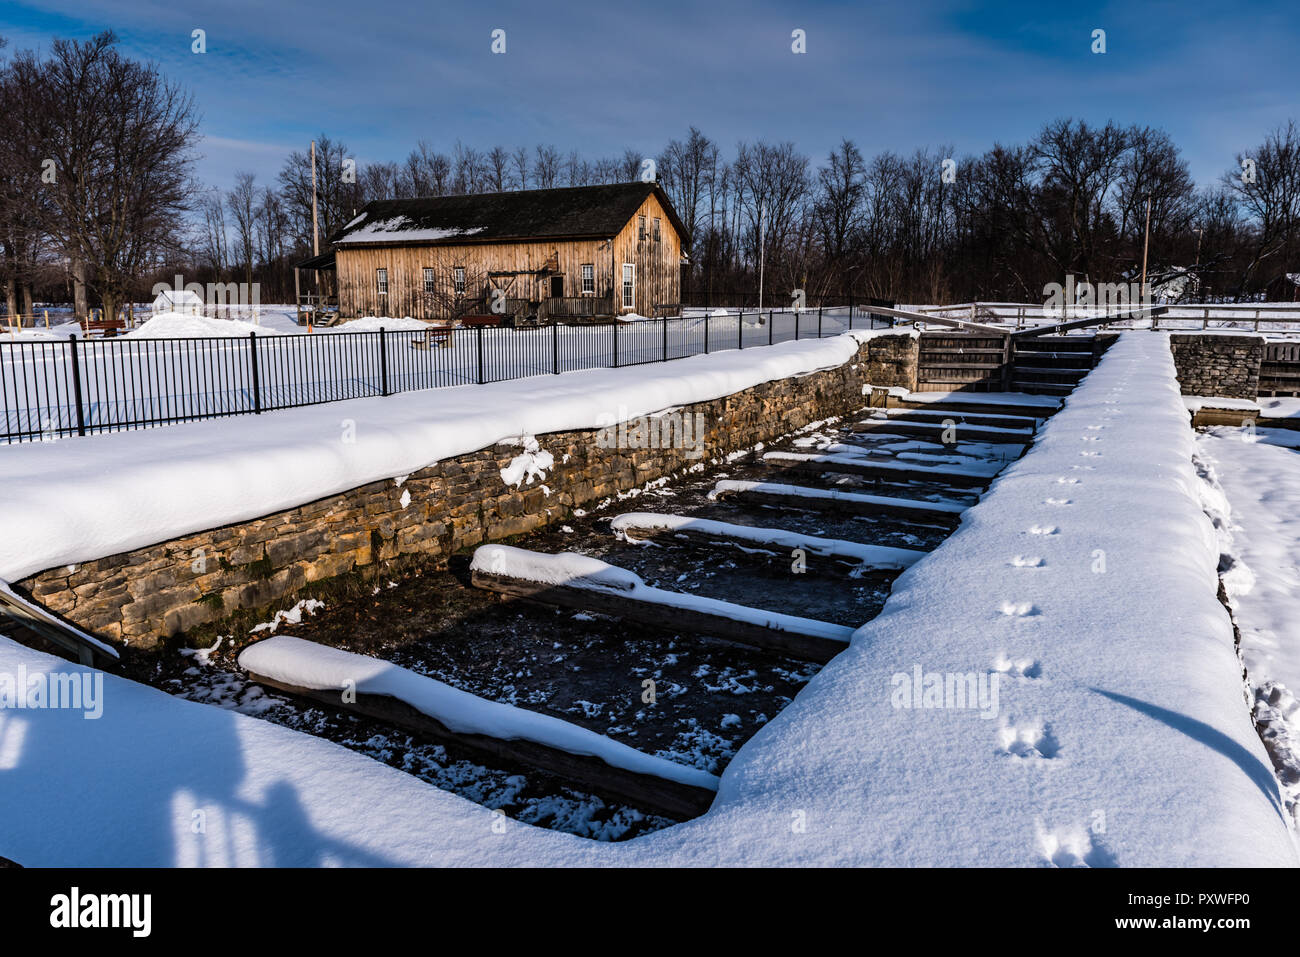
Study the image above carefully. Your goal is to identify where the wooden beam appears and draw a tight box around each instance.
[246,672,716,820]
[470,568,852,664]
[710,480,966,526]
[1010,306,1168,339]
[761,451,992,487]
[850,418,1032,445]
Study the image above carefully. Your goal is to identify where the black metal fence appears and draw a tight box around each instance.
[1,305,893,444]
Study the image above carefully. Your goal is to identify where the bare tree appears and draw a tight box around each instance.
[4,30,199,320]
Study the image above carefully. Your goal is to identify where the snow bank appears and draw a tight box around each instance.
[1196,427,1300,827]
[126,312,262,339]
[470,544,855,644]
[1,335,1294,866]
[327,316,434,333]
[237,635,718,792]
[0,334,858,582]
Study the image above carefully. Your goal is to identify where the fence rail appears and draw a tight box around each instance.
[1,305,892,444]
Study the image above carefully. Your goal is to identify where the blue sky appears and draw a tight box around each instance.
[1,0,1294,193]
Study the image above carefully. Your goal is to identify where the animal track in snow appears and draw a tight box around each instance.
[1008,555,1045,567]
[993,654,1043,679]
[1070,465,1095,471]
[1036,823,1116,867]
[1044,497,1072,506]
[1080,435,1101,442]
[1079,451,1102,458]
[997,720,1060,759]
[1085,425,1105,430]
[998,600,1040,617]
[1056,477,1081,484]
[1028,524,1058,535]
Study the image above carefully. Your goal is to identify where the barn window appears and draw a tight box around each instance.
[622,263,635,309]
[453,266,466,296]
[638,215,646,240]
[581,263,594,294]
[376,268,388,296]
[423,268,435,295]
[653,217,661,242]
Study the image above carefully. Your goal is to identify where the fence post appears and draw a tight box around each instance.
[738,310,744,350]
[553,321,560,374]
[379,327,389,396]
[476,325,484,384]
[818,306,823,338]
[704,313,710,354]
[249,331,262,413]
[662,316,668,361]
[68,335,86,437]
[613,321,620,368]
[794,309,799,340]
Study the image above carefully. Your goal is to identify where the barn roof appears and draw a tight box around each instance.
[329,182,687,247]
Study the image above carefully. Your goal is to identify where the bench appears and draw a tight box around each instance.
[83,318,128,337]
[413,322,455,350]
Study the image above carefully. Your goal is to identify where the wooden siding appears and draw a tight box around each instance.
[611,191,681,316]
[335,193,682,320]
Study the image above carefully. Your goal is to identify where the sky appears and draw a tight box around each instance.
[0,0,1295,194]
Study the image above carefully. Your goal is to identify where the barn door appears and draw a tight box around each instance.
[550,275,564,298]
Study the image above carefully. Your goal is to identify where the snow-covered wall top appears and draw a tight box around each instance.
[0,334,879,583]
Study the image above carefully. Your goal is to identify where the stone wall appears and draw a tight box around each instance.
[1170,333,1263,399]
[20,334,919,650]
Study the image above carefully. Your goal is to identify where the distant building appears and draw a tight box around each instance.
[151,289,204,316]
[314,182,688,323]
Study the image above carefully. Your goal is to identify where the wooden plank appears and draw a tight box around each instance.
[710,481,966,527]
[850,418,1032,445]
[471,568,851,664]
[0,582,119,669]
[247,672,716,819]
[612,513,929,568]
[891,396,1061,418]
[761,451,992,487]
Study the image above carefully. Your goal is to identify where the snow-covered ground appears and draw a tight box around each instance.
[1,307,867,442]
[1,330,1294,866]
[1195,425,1300,827]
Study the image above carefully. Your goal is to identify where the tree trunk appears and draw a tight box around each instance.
[72,257,88,320]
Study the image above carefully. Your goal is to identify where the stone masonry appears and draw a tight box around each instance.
[18,333,921,650]
[1169,333,1263,399]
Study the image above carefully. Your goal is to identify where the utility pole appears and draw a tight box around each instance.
[757,201,765,311]
[1194,226,1204,267]
[310,140,321,333]
[1140,194,1152,296]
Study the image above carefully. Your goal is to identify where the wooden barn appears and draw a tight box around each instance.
[322,182,688,323]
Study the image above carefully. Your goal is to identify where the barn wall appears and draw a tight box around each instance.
[337,239,620,319]
[611,192,682,316]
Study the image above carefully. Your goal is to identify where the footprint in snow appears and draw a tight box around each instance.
[1080,435,1101,442]
[997,720,1060,759]
[1044,498,1072,506]
[1008,555,1045,567]
[1079,451,1102,458]
[1057,477,1081,484]
[1036,823,1116,867]
[1028,525,1058,535]
[999,600,1040,617]
[993,653,1043,679]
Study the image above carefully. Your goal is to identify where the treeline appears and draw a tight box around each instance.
[196,118,1300,308]
[3,31,1300,316]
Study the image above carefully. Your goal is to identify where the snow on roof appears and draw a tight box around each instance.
[151,289,204,306]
